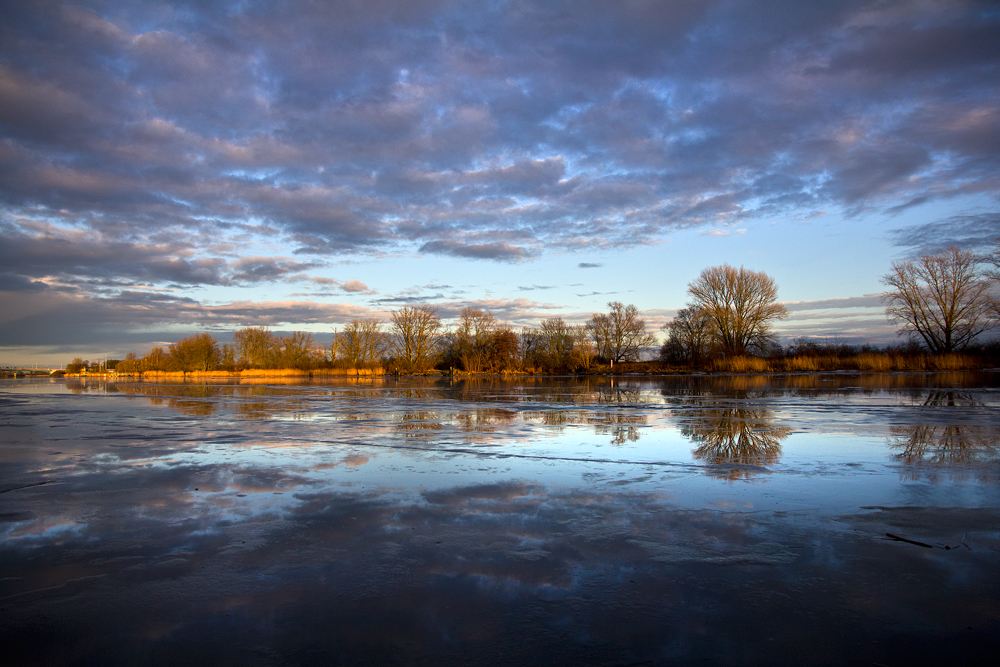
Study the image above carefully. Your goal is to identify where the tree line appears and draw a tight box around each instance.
[78,247,1000,376]
[660,246,1000,364]
[105,300,658,375]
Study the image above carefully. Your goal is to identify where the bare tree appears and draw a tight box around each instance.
[570,324,596,370]
[389,305,442,372]
[336,318,387,366]
[220,344,235,371]
[234,326,278,369]
[116,352,140,374]
[687,265,788,356]
[538,317,577,370]
[141,347,169,372]
[660,307,713,365]
[519,326,543,371]
[588,301,655,362]
[484,325,521,373]
[277,331,321,369]
[168,333,220,371]
[454,307,498,373]
[881,247,994,353]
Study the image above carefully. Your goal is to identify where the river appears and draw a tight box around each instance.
[2,374,998,665]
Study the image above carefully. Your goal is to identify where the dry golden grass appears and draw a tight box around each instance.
[711,356,772,373]
[239,369,311,377]
[312,367,384,377]
[928,354,976,370]
[853,353,894,372]
[768,352,984,373]
[782,356,818,372]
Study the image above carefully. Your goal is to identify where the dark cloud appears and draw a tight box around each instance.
[229,257,321,283]
[0,289,373,346]
[781,294,885,313]
[372,293,449,305]
[0,219,230,287]
[0,219,340,290]
[0,0,997,296]
[889,212,1000,256]
[578,263,602,269]
[419,240,534,262]
[0,286,564,350]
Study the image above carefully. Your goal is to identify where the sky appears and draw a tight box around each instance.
[1,0,999,366]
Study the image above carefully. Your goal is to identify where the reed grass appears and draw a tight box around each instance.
[312,367,384,377]
[783,356,819,372]
[711,356,772,373]
[928,354,976,370]
[853,353,894,372]
[239,369,311,377]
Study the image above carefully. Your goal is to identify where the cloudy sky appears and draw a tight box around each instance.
[1,0,998,365]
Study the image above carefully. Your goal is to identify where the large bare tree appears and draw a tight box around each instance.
[881,247,994,353]
[335,318,387,366]
[588,301,655,362]
[687,265,788,356]
[389,305,443,372]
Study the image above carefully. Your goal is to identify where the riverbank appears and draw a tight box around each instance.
[42,349,998,381]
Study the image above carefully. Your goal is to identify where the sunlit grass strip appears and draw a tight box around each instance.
[711,356,772,373]
[771,353,982,372]
[853,353,895,372]
[141,367,387,379]
[312,368,384,376]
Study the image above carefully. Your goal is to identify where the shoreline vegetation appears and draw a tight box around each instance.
[44,349,997,380]
[41,249,1000,380]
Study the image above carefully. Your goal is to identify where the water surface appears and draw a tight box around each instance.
[2,374,999,665]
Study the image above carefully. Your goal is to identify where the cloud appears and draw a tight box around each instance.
[780,294,885,313]
[577,263,602,269]
[1,0,998,360]
[0,218,230,288]
[287,275,374,294]
[418,240,534,262]
[230,257,321,283]
[889,213,1000,256]
[0,289,382,349]
[372,293,448,305]
[0,219,348,292]
[0,0,993,285]
[342,280,370,293]
[773,293,898,344]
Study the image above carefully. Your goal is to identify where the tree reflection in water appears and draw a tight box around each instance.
[591,412,645,445]
[888,391,999,480]
[681,406,790,479]
[890,424,999,466]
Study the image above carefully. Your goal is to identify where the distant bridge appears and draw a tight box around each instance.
[1,367,64,377]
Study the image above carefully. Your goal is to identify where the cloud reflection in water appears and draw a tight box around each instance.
[2,375,1000,665]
